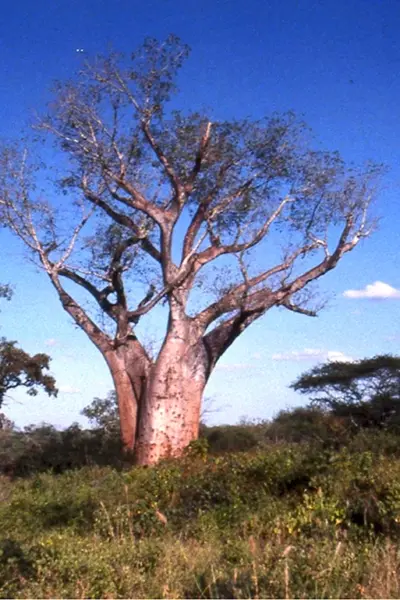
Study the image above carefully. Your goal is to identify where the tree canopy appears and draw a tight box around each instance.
[292,355,400,429]
[0,338,57,412]
[81,391,119,436]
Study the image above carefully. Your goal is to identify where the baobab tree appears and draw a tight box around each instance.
[0,36,382,464]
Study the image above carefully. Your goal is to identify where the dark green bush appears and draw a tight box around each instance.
[203,424,260,453]
[0,422,126,477]
[264,406,350,446]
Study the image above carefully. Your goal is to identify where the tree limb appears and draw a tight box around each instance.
[193,194,293,270]
[200,213,367,367]
[141,120,184,209]
[279,299,318,317]
[181,160,237,260]
[185,121,212,192]
[57,266,117,318]
[195,244,315,328]
[82,183,162,263]
[203,310,262,371]
[48,272,113,353]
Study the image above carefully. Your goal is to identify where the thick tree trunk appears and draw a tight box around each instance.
[135,324,208,465]
[105,338,150,452]
[103,319,209,464]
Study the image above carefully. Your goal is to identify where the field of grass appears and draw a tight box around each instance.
[2,430,400,598]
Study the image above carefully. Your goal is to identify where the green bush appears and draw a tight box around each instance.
[5,402,400,596]
[3,436,400,597]
[4,394,400,480]
[0,422,126,477]
[264,406,350,446]
[203,424,260,453]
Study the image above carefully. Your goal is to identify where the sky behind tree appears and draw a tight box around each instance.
[0,0,399,427]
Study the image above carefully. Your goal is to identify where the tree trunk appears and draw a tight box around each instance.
[135,324,208,465]
[105,338,150,452]
[104,322,209,465]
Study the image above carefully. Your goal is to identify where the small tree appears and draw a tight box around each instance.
[291,355,400,429]
[82,391,119,436]
[0,338,57,416]
[1,36,382,463]
[0,287,57,421]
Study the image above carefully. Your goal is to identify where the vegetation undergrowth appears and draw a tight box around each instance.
[2,428,400,598]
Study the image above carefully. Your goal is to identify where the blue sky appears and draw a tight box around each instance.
[0,0,399,428]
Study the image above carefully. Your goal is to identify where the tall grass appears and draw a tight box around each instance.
[2,432,400,597]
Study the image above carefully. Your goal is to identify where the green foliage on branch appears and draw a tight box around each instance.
[292,354,400,430]
[81,391,120,436]
[0,338,58,410]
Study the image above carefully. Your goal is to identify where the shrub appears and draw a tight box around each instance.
[0,422,126,477]
[265,406,350,446]
[3,436,400,597]
[203,424,260,453]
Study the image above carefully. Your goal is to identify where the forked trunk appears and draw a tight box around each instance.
[104,322,209,464]
[135,325,208,465]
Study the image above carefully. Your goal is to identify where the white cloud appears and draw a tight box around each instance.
[343,281,400,300]
[325,351,354,363]
[272,348,353,363]
[44,338,59,347]
[59,385,81,394]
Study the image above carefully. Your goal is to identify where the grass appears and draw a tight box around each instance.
[2,433,400,597]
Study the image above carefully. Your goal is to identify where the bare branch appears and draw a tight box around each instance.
[193,194,293,271]
[203,310,261,371]
[56,207,95,268]
[82,183,162,263]
[280,300,318,317]
[57,266,116,318]
[141,120,184,208]
[181,160,237,260]
[100,172,168,227]
[128,284,156,324]
[195,244,314,329]
[185,121,212,192]
[48,271,113,353]
[127,283,170,321]
[197,206,370,362]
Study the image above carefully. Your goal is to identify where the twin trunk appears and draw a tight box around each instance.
[105,328,208,465]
